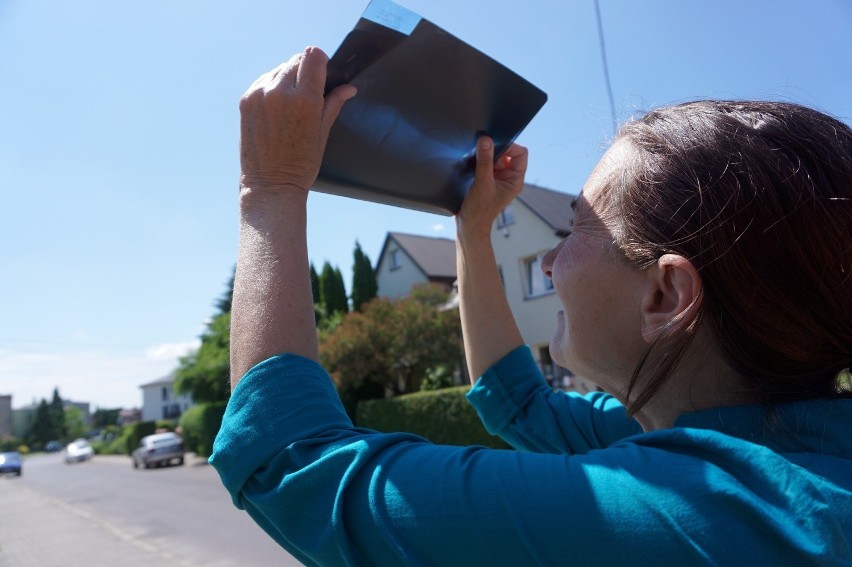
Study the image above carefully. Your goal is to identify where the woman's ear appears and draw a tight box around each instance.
[640,254,702,343]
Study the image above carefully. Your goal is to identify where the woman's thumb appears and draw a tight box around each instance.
[475,136,495,182]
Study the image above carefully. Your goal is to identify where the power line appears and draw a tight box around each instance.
[594,0,618,135]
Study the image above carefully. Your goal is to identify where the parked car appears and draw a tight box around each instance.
[132,432,185,469]
[0,451,22,476]
[64,439,94,464]
[44,440,62,453]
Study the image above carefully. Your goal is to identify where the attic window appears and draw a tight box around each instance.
[390,249,401,270]
[496,206,515,228]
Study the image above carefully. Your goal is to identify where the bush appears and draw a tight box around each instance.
[356,386,511,450]
[0,438,24,452]
[179,402,227,458]
[155,419,177,432]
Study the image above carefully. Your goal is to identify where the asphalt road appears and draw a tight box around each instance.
[0,452,302,566]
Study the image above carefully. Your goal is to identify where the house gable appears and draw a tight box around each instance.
[375,232,456,298]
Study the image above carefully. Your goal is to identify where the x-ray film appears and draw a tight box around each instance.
[313,0,548,216]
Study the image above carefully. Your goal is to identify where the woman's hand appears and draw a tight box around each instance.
[456,137,528,240]
[238,46,356,197]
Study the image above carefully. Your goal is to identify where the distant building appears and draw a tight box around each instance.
[11,404,38,439]
[140,373,193,422]
[375,232,457,299]
[0,395,12,439]
[118,408,142,426]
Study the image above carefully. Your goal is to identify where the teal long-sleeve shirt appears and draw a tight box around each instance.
[210,346,852,566]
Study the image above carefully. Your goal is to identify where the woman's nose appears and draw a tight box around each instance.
[541,240,563,279]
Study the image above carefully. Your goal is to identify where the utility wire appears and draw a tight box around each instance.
[594,0,618,135]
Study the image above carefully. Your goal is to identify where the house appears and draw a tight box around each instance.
[375,232,457,299]
[139,373,193,422]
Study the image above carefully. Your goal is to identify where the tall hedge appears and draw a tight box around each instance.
[356,386,511,450]
[179,402,227,458]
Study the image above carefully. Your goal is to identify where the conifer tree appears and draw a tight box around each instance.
[351,241,378,311]
[320,262,348,316]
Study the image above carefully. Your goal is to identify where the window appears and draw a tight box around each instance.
[161,387,168,401]
[496,206,515,228]
[523,254,554,298]
[390,249,401,270]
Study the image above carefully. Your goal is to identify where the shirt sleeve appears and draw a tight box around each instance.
[465,346,642,454]
[208,353,635,566]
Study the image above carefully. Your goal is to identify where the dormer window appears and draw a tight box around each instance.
[497,206,515,228]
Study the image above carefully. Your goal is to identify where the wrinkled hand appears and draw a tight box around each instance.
[239,47,356,195]
[456,137,528,239]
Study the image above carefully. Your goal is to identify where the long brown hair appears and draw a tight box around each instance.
[608,100,852,413]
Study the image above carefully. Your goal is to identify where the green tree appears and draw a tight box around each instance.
[174,271,236,403]
[351,241,378,312]
[310,262,320,304]
[92,408,121,428]
[64,406,89,440]
[334,267,349,314]
[28,399,59,447]
[175,312,231,403]
[50,388,66,440]
[320,261,349,317]
[320,284,463,418]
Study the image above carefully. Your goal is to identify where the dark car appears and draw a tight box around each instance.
[131,432,185,469]
[0,451,22,476]
[44,440,62,453]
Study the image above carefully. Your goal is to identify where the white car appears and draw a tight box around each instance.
[131,432,185,469]
[65,439,94,464]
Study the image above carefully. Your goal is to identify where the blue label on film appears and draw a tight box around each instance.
[362,0,420,35]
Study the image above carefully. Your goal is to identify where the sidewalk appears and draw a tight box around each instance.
[0,477,194,567]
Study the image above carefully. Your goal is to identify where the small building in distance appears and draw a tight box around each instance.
[375,232,457,299]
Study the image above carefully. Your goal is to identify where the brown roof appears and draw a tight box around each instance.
[380,232,457,279]
[516,183,576,236]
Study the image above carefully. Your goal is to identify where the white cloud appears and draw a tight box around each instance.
[0,341,200,410]
[145,340,201,361]
[432,223,446,233]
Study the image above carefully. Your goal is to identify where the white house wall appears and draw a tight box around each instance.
[376,242,428,299]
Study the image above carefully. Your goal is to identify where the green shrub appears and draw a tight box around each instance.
[179,402,227,458]
[0,438,24,452]
[357,386,511,450]
[155,419,177,432]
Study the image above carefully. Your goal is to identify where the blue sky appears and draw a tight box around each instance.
[1,0,850,410]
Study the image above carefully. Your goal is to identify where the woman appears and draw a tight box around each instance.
[211,47,852,565]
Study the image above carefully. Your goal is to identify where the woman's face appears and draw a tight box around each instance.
[542,140,648,393]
